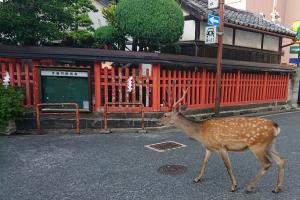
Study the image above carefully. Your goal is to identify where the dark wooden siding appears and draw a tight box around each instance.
[177,41,281,64]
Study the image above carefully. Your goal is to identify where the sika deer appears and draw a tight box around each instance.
[158,89,285,193]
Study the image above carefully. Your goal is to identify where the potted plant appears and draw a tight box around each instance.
[0,84,24,135]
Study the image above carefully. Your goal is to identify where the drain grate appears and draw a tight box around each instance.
[158,164,187,175]
[145,141,186,152]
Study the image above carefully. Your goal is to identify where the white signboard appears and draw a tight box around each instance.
[208,0,219,9]
[41,70,88,78]
[205,26,217,44]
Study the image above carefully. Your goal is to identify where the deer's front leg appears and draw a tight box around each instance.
[193,149,212,183]
[219,149,237,192]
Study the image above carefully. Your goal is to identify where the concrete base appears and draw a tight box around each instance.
[14,101,295,134]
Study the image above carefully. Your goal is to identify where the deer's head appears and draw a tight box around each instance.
[158,89,188,126]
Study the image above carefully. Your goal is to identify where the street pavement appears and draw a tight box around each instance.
[1,111,300,200]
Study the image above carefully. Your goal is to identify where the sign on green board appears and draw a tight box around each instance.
[290,46,300,54]
[298,27,300,40]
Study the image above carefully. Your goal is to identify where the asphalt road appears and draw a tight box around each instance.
[1,111,300,200]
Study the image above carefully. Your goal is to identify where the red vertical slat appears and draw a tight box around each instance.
[280,75,284,99]
[94,62,101,111]
[178,70,182,101]
[138,65,143,105]
[1,62,6,79]
[162,70,166,107]
[213,72,217,105]
[205,72,209,105]
[167,70,172,107]
[9,62,15,86]
[152,64,160,111]
[228,73,233,103]
[16,63,21,86]
[111,67,116,104]
[210,72,214,105]
[104,67,109,105]
[221,73,225,104]
[132,68,136,104]
[235,70,240,103]
[191,71,196,105]
[173,70,177,103]
[200,68,206,106]
[24,63,31,106]
[32,61,40,108]
[183,71,187,104]
[125,68,130,104]
[187,71,191,106]
[118,68,123,104]
[146,69,150,107]
[253,74,258,102]
[196,71,200,105]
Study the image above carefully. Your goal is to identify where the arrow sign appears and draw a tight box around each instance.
[208,15,220,27]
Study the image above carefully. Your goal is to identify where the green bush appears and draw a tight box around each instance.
[0,85,24,129]
[94,25,117,49]
[115,0,184,51]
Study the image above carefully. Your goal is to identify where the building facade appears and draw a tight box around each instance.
[225,0,300,64]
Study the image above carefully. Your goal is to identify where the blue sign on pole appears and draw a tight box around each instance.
[207,14,220,26]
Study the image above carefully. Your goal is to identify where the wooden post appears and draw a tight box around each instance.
[24,63,31,106]
[32,60,40,109]
[152,64,161,111]
[94,62,101,112]
[215,0,225,116]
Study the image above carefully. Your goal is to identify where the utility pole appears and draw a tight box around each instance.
[214,0,224,117]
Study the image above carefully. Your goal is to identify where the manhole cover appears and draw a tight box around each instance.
[158,164,187,175]
[145,141,186,152]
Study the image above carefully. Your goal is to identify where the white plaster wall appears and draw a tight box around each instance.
[235,29,262,49]
[263,34,279,51]
[181,20,195,41]
[224,27,233,45]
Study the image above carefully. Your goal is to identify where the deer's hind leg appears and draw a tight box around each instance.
[245,145,271,193]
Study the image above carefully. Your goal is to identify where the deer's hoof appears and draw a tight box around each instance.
[272,187,282,193]
[193,177,202,183]
[245,186,254,193]
[230,185,237,192]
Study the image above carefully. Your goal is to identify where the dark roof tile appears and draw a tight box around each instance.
[181,0,296,37]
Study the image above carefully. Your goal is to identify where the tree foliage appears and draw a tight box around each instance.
[0,85,24,129]
[115,0,184,51]
[101,3,126,50]
[0,0,97,46]
[94,25,117,49]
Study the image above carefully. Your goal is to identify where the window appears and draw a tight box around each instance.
[181,20,195,41]
[263,35,279,51]
[235,30,262,49]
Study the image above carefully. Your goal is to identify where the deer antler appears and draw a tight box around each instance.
[172,88,188,110]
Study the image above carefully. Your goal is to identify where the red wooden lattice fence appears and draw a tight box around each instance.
[1,58,290,112]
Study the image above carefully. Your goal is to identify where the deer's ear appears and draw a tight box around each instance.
[179,104,187,113]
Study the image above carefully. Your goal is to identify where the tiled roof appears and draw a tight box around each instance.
[181,0,296,37]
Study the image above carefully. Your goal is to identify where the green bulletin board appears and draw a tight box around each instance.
[40,69,90,110]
